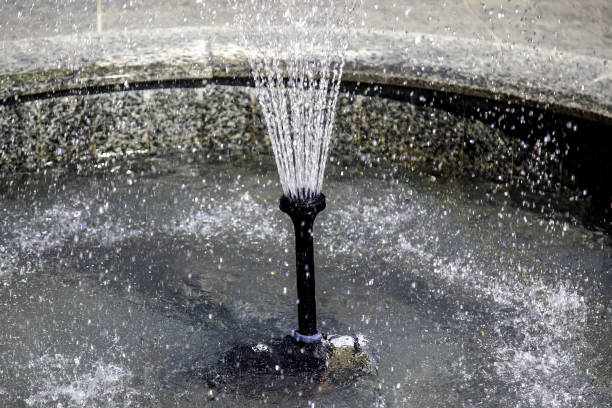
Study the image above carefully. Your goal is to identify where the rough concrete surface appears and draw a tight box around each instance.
[0,1,610,120]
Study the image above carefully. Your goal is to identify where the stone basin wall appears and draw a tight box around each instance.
[0,20,610,227]
[0,84,565,191]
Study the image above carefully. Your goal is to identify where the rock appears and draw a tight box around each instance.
[325,334,376,383]
[199,334,375,400]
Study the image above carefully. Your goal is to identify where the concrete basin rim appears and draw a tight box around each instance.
[0,26,610,125]
[2,72,611,128]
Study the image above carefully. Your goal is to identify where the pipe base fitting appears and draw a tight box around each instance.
[293,330,323,343]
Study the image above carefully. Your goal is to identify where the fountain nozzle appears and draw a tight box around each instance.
[280,193,326,343]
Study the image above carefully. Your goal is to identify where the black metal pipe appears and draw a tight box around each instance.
[279,193,326,342]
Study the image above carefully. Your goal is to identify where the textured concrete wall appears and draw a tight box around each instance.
[0,84,580,197]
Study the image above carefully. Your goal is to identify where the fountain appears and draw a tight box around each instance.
[0,1,611,407]
[194,0,374,392]
[235,0,353,344]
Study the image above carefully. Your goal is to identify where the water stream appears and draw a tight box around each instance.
[234,0,354,199]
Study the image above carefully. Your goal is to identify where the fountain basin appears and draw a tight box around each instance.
[2,80,610,231]
[1,5,611,406]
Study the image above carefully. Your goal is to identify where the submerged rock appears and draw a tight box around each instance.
[325,334,375,384]
[200,334,375,400]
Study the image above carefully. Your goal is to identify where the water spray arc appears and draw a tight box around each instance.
[235,0,354,342]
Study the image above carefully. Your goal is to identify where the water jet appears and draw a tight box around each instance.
[235,0,354,344]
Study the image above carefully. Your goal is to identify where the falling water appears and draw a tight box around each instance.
[234,0,355,200]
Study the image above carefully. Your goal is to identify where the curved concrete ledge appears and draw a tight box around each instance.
[1,24,610,229]
[1,26,610,124]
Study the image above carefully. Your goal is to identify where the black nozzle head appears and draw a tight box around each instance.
[280,193,326,217]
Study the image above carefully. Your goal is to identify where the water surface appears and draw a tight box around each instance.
[0,154,609,407]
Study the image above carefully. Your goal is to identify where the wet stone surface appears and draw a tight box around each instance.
[3,83,609,231]
[1,21,610,122]
[0,87,265,171]
[199,335,375,401]
[0,85,590,187]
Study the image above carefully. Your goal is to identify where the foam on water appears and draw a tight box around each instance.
[0,198,142,280]
[320,185,599,407]
[0,169,286,282]
[0,244,17,277]
[166,191,287,244]
[12,202,142,251]
[25,355,136,408]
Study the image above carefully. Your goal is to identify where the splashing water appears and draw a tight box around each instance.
[234,0,355,200]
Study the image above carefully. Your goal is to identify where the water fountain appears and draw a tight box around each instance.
[235,0,352,344]
[196,0,375,393]
[0,1,611,407]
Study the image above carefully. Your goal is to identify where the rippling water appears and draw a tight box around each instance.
[0,154,609,407]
